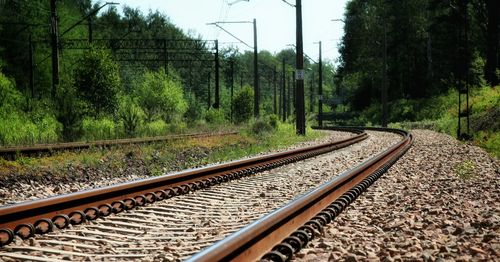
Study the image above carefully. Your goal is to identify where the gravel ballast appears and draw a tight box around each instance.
[295,129,499,261]
[0,130,353,206]
[0,131,399,261]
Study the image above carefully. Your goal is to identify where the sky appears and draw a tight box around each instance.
[100,0,348,63]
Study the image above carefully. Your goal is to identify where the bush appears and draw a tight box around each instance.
[118,96,145,137]
[0,71,61,145]
[0,111,61,146]
[267,114,279,129]
[140,120,168,137]
[74,47,121,117]
[204,108,226,124]
[0,70,23,110]
[250,115,279,136]
[232,85,253,123]
[184,92,204,123]
[251,118,274,135]
[168,122,187,133]
[135,69,187,123]
[388,99,416,122]
[82,117,117,141]
[56,83,85,141]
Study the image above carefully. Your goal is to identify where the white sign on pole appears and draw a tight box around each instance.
[295,69,305,80]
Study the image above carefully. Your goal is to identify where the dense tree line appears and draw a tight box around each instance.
[0,0,335,145]
[337,0,499,113]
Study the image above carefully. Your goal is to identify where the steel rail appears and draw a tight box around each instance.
[0,128,367,247]
[0,131,238,157]
[187,127,412,262]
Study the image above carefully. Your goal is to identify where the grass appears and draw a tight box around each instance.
[388,85,499,158]
[0,122,327,180]
[454,160,476,180]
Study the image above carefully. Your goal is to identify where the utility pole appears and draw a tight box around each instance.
[309,71,314,113]
[282,59,287,122]
[207,72,211,109]
[253,18,259,117]
[317,41,323,127]
[214,40,220,109]
[287,71,292,118]
[295,0,306,135]
[293,71,296,112]
[50,0,59,99]
[29,34,35,99]
[230,59,234,121]
[273,65,277,115]
[381,25,388,127]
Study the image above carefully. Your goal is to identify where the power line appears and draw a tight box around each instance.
[281,0,295,8]
[207,23,253,49]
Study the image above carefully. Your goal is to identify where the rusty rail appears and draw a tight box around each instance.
[187,127,412,262]
[0,131,238,158]
[0,127,367,247]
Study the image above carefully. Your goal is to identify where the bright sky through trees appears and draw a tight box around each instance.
[108,0,348,63]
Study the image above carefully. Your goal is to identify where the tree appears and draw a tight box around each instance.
[232,85,254,123]
[74,47,121,117]
[134,69,187,122]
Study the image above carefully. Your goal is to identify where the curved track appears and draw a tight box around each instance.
[0,128,367,248]
[0,127,411,261]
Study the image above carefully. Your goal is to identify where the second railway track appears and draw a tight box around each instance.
[0,131,238,159]
[0,127,411,261]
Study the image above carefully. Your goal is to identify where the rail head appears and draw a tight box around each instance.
[0,127,367,247]
[186,127,413,262]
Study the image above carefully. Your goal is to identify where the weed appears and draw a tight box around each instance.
[455,160,476,179]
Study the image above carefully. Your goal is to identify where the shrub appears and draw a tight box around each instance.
[267,114,279,129]
[184,92,204,123]
[140,120,168,137]
[0,71,61,145]
[232,85,253,123]
[204,108,226,124]
[74,47,121,117]
[0,111,61,146]
[0,71,23,110]
[118,96,145,137]
[56,83,85,141]
[388,99,416,122]
[251,118,274,135]
[135,69,187,123]
[168,122,187,133]
[82,117,117,141]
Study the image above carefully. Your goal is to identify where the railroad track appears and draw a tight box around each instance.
[0,127,411,261]
[0,131,238,159]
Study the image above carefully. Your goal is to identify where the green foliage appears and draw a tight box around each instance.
[139,120,168,137]
[250,119,274,135]
[454,160,476,180]
[55,81,86,141]
[74,47,121,117]
[469,52,487,88]
[135,69,187,122]
[474,131,499,158]
[82,117,117,141]
[388,99,416,122]
[248,115,280,136]
[267,114,279,129]
[118,96,145,137]
[0,72,61,146]
[184,92,204,123]
[232,85,254,123]
[0,71,23,110]
[0,111,61,146]
[204,108,226,124]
